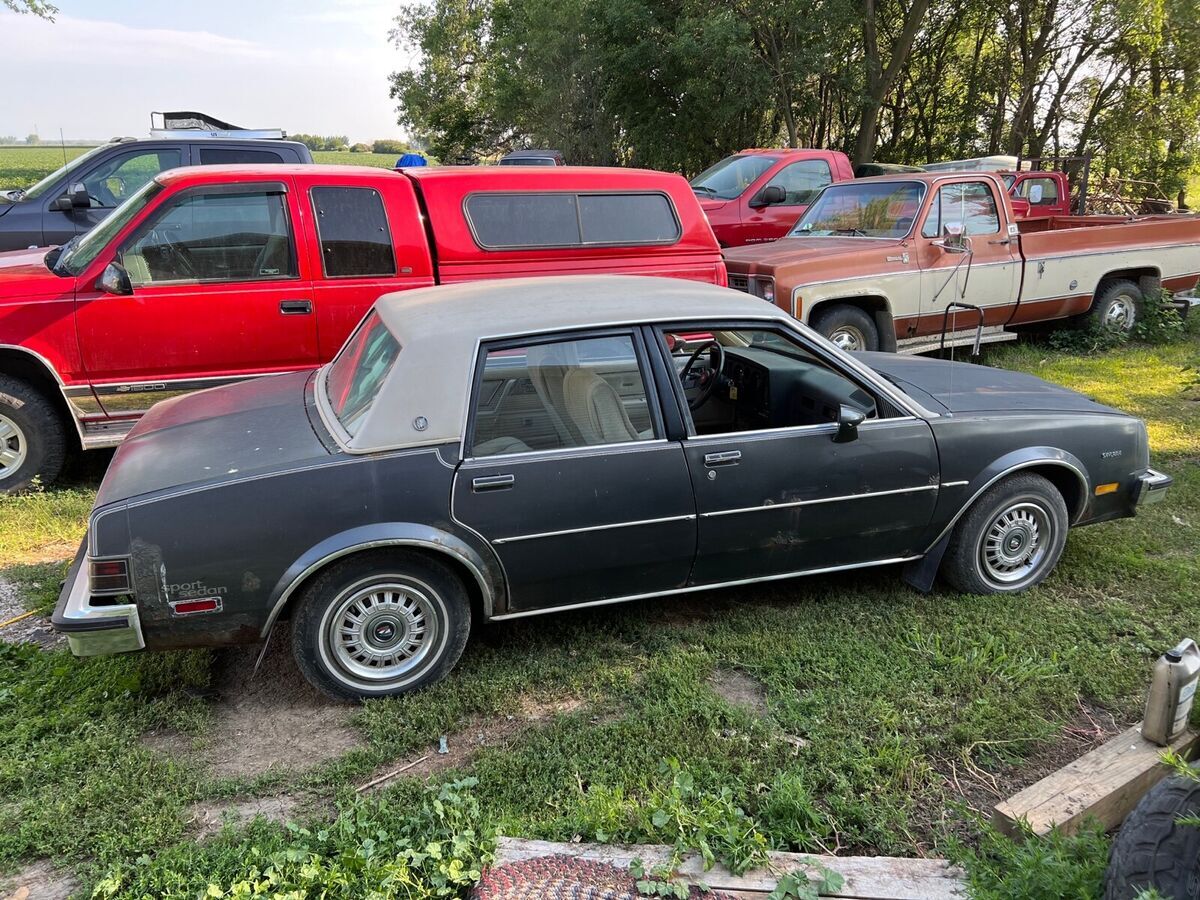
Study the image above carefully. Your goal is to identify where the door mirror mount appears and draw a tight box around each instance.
[96,261,133,296]
[833,404,866,443]
[750,185,787,208]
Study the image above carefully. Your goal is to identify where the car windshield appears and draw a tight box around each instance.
[54,180,164,276]
[788,181,925,238]
[21,144,112,201]
[690,154,777,200]
[325,312,401,437]
[1001,175,1016,190]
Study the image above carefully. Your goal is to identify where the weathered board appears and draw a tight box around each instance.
[493,837,966,900]
[994,724,1200,836]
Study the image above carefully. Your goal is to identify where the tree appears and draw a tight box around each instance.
[25,133,40,145]
[2,0,56,18]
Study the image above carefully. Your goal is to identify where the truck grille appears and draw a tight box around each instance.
[728,274,749,292]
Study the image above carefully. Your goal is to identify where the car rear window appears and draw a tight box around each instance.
[197,147,285,164]
[311,186,397,277]
[325,312,401,437]
[464,192,681,249]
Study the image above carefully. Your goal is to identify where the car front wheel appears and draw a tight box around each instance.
[291,550,471,701]
[941,472,1069,594]
[810,304,880,352]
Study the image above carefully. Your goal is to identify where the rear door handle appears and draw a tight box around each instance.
[704,450,742,467]
[279,299,312,315]
[472,474,515,492]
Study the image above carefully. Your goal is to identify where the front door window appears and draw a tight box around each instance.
[82,149,182,208]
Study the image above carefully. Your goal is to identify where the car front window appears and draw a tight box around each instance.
[55,180,164,275]
[22,144,110,200]
[789,181,925,238]
[326,312,401,437]
[690,154,777,201]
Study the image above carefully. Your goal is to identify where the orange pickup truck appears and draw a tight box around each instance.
[723,172,1200,351]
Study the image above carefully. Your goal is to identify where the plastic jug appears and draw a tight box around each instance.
[1143,638,1200,746]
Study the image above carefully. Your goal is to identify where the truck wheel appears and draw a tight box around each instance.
[811,305,880,352]
[0,375,68,494]
[1104,763,1200,899]
[291,550,472,701]
[1089,280,1143,332]
[940,473,1069,594]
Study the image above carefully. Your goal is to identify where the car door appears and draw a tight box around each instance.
[915,179,1019,331]
[742,159,834,243]
[74,179,320,414]
[452,330,697,612]
[654,323,940,585]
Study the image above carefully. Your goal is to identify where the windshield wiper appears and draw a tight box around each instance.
[833,227,868,236]
[691,185,717,196]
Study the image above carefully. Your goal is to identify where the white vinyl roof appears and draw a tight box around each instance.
[318,275,790,453]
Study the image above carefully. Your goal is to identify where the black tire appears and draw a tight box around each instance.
[941,472,1069,594]
[1088,279,1143,332]
[0,375,68,494]
[811,304,880,352]
[1104,764,1200,899]
[291,550,472,701]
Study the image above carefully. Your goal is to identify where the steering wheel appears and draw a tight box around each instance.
[149,226,197,279]
[679,340,726,411]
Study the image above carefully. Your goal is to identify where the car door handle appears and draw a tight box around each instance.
[704,451,742,467]
[279,299,312,315]
[988,238,1012,245]
[472,474,515,492]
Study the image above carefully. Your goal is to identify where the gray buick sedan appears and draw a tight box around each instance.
[54,276,1171,699]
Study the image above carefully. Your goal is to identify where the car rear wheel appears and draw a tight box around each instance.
[1089,279,1143,332]
[291,550,471,701]
[941,473,1069,594]
[0,375,68,494]
[810,304,880,352]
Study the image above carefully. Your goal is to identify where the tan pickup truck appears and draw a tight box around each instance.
[722,172,1200,351]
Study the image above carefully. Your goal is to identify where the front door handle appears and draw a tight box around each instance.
[472,474,515,492]
[704,450,742,467]
[279,299,312,315]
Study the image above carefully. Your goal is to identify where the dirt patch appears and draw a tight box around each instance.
[0,576,65,651]
[709,668,768,717]
[188,793,305,840]
[0,860,79,900]
[143,639,362,780]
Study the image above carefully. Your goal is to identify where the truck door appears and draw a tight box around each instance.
[915,179,1019,331]
[74,178,320,414]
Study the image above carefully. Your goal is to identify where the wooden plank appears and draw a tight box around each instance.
[994,724,1200,837]
[494,837,966,900]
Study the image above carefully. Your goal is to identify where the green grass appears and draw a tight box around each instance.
[0,334,1197,896]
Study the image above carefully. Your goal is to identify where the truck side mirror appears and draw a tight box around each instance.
[750,185,787,208]
[939,222,968,253]
[96,261,133,296]
[833,404,865,443]
[52,182,90,212]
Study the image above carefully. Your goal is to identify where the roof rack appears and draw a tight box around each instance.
[149,110,285,141]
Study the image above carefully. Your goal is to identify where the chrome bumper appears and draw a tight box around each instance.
[1136,468,1173,506]
[51,539,144,657]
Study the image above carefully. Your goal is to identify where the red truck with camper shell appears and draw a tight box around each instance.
[690,148,855,247]
[0,163,724,492]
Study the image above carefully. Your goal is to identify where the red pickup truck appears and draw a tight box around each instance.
[0,164,724,491]
[689,149,855,247]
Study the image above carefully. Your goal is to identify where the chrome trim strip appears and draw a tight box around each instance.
[488,554,922,621]
[463,438,669,465]
[699,483,939,518]
[1023,242,1200,264]
[685,416,916,444]
[940,480,969,488]
[492,513,697,545]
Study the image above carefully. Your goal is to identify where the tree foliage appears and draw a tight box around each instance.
[2,0,57,18]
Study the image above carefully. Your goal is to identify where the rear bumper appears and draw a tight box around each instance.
[1169,291,1198,317]
[51,538,144,657]
[1135,468,1173,506]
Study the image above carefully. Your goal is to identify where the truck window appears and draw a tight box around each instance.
[464,192,681,250]
[120,187,296,285]
[310,186,396,277]
[197,147,286,165]
[1017,176,1059,206]
[763,159,833,206]
[690,154,777,200]
[922,182,1001,238]
[83,149,182,208]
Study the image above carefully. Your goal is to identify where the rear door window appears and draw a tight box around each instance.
[465,192,681,249]
[197,147,286,165]
[310,186,396,277]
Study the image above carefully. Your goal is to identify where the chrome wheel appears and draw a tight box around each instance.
[319,578,444,686]
[829,325,866,352]
[0,412,27,480]
[1104,294,1137,330]
[979,501,1052,587]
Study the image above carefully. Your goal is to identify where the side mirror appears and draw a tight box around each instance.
[95,261,133,296]
[750,185,786,208]
[833,404,866,443]
[939,221,968,253]
[52,182,90,212]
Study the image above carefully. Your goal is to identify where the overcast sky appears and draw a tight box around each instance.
[0,0,421,143]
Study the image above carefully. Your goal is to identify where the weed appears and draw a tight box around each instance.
[947,819,1111,899]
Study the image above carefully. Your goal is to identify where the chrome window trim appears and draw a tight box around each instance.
[699,483,940,519]
[488,554,922,621]
[491,513,698,545]
[463,438,671,465]
[684,416,918,445]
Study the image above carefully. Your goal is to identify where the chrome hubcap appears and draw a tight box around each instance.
[979,502,1052,586]
[324,581,439,683]
[0,413,27,479]
[830,326,865,352]
[1105,295,1136,330]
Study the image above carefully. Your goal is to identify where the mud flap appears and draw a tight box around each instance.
[902,533,950,592]
[874,309,897,353]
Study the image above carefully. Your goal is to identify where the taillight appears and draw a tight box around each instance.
[89,558,131,594]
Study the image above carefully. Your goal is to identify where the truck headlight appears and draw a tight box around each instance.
[752,276,776,304]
